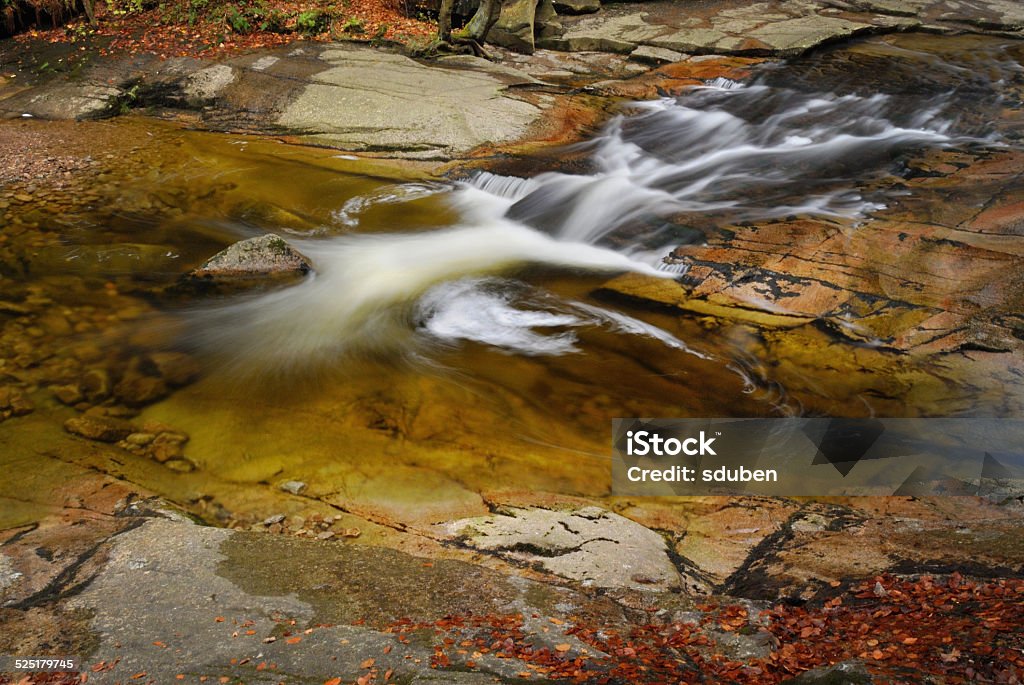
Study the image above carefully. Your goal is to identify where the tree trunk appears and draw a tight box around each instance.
[436,0,455,42]
[461,0,503,44]
[429,0,506,58]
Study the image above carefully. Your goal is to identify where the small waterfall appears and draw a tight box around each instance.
[188,42,1011,370]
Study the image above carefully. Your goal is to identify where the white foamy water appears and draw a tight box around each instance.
[415,278,706,358]
[191,74,984,368]
[189,218,676,370]
[491,82,963,244]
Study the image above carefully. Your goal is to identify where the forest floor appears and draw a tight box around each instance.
[8,0,436,59]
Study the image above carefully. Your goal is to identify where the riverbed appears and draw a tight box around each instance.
[2,33,1024,532]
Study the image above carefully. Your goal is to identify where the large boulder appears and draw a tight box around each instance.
[490,0,563,53]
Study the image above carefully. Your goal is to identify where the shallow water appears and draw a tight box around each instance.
[3,33,1024,525]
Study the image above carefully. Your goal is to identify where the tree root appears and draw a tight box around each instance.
[414,37,493,60]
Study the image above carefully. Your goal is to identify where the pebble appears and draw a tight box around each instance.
[125,432,155,446]
[64,414,134,442]
[163,458,196,473]
[279,480,307,495]
[263,513,286,525]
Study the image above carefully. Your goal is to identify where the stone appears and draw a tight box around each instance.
[150,441,184,463]
[780,660,874,684]
[630,45,686,65]
[51,383,84,406]
[80,368,111,402]
[115,372,169,408]
[444,506,697,591]
[553,0,599,15]
[491,0,542,53]
[125,432,156,446]
[163,458,196,473]
[183,64,236,104]
[0,83,123,120]
[491,0,563,52]
[64,415,135,443]
[141,351,201,387]
[188,234,312,281]
[0,387,34,416]
[279,480,308,495]
[277,47,541,159]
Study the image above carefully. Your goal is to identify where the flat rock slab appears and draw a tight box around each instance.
[544,0,1024,57]
[45,516,624,684]
[443,505,704,591]
[277,47,543,159]
[0,83,123,120]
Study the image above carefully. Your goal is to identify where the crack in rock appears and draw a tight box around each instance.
[442,506,711,592]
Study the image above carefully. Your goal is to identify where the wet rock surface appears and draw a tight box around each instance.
[1,8,1024,684]
[1,1,1022,163]
[1,487,1022,683]
[186,233,313,283]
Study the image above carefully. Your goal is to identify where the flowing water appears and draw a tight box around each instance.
[3,33,1024,525]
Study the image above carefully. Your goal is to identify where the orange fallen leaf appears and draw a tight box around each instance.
[360,657,376,668]
[554,643,571,652]
[324,678,342,685]
[286,636,302,644]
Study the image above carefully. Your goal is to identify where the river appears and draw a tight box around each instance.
[2,33,1023,528]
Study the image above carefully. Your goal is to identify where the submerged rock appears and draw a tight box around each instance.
[64,414,135,442]
[0,385,34,421]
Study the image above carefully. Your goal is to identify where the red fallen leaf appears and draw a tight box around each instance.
[286,636,302,644]
[383,645,392,654]
[384,668,394,680]
[214,616,225,622]
[360,658,376,669]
